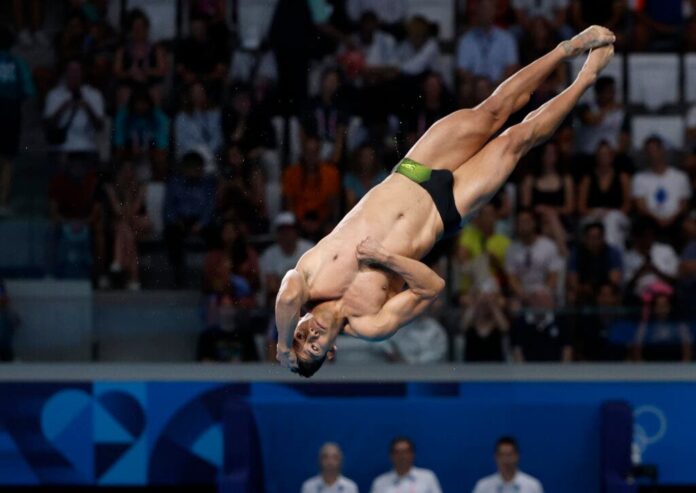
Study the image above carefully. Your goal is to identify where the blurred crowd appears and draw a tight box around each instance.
[0,0,695,364]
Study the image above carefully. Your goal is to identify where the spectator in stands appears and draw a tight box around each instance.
[13,0,49,47]
[678,212,696,318]
[282,135,341,241]
[461,291,509,362]
[379,315,448,363]
[49,154,104,282]
[472,436,544,493]
[633,286,692,361]
[575,283,628,360]
[222,84,276,158]
[520,141,574,231]
[624,218,679,302]
[344,144,387,210]
[199,218,261,362]
[505,210,564,305]
[518,17,564,68]
[104,161,151,290]
[403,72,454,148]
[347,0,406,35]
[576,76,629,158]
[456,0,519,85]
[512,0,571,40]
[259,212,314,307]
[44,58,105,160]
[456,203,511,305]
[631,136,691,240]
[0,279,20,362]
[632,0,685,51]
[0,26,34,217]
[348,10,396,74]
[163,151,217,286]
[113,8,167,107]
[56,10,90,64]
[395,16,441,77]
[113,88,170,180]
[567,222,623,306]
[216,145,270,235]
[189,0,230,55]
[176,13,228,94]
[577,141,631,250]
[512,288,572,362]
[371,437,442,493]
[300,68,349,164]
[301,442,359,493]
[174,82,223,169]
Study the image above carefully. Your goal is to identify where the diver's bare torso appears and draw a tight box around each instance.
[295,172,444,324]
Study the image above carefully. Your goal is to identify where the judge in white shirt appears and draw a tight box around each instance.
[472,436,543,493]
[371,437,442,493]
[301,442,359,493]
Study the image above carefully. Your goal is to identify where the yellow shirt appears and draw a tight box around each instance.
[457,226,510,293]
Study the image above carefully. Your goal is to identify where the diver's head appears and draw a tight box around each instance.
[291,308,341,378]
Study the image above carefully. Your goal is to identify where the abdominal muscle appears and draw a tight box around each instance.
[298,173,443,308]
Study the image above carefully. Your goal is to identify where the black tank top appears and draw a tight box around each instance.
[531,179,566,207]
[587,172,623,209]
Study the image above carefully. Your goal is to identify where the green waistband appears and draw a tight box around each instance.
[394,158,432,183]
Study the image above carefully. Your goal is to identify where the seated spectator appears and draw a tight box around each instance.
[300,68,349,164]
[472,437,544,493]
[174,82,223,169]
[576,76,629,158]
[222,84,276,158]
[163,152,217,286]
[199,219,261,362]
[0,279,20,362]
[567,222,623,306]
[518,17,564,67]
[259,212,313,307]
[520,141,575,233]
[49,155,103,281]
[633,286,691,362]
[505,210,564,305]
[56,11,89,64]
[113,8,167,107]
[457,0,519,85]
[371,437,442,493]
[624,218,679,302]
[104,161,151,290]
[176,13,228,94]
[0,25,34,217]
[678,212,696,318]
[344,144,387,209]
[512,288,573,362]
[577,141,631,250]
[394,16,441,77]
[217,145,270,234]
[632,0,684,51]
[461,292,509,362]
[457,203,511,304]
[189,0,230,54]
[113,88,170,180]
[402,72,454,148]
[347,10,396,77]
[576,283,629,360]
[512,0,571,40]
[632,136,691,240]
[43,58,105,160]
[282,135,340,240]
[301,443,358,493]
[378,315,448,363]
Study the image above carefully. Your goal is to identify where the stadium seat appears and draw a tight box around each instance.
[628,54,680,110]
[570,54,624,104]
[631,115,685,150]
[685,54,696,104]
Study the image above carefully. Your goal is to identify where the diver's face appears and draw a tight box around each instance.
[293,313,335,362]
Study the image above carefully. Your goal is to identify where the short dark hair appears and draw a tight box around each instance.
[495,436,519,453]
[583,221,605,236]
[293,354,327,378]
[594,76,615,95]
[644,134,664,148]
[127,8,150,30]
[390,436,415,454]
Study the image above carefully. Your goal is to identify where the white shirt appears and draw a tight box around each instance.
[473,471,544,493]
[43,84,104,152]
[631,167,691,219]
[576,102,625,154]
[353,31,397,68]
[395,38,440,76]
[505,236,563,294]
[302,475,359,493]
[380,316,447,364]
[260,239,314,278]
[371,467,442,493]
[456,27,519,82]
[624,243,679,296]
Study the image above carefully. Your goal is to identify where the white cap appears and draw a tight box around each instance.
[274,211,297,229]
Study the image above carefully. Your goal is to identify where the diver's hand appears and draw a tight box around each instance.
[356,236,389,265]
[276,344,298,370]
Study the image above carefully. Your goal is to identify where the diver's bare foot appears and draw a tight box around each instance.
[560,25,615,58]
[580,45,615,82]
